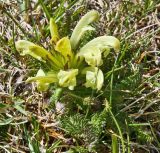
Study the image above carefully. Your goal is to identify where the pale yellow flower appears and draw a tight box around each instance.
[57,69,78,90]
[82,67,104,90]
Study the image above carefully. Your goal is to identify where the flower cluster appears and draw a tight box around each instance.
[16,10,120,91]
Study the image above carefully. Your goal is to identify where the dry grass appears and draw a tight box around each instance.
[0,0,160,152]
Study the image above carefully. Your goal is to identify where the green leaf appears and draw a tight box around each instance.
[13,104,28,116]
[0,103,10,113]
[0,103,9,109]
[46,140,62,153]
[70,10,99,50]
[0,118,14,126]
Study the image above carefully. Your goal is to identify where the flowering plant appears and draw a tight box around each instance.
[16,10,120,91]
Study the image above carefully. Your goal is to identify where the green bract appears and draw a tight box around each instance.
[16,10,120,91]
[26,69,58,91]
[50,18,59,43]
[55,37,73,61]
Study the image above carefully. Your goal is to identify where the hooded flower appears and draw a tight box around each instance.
[82,67,104,90]
[78,46,102,66]
[57,69,78,90]
[78,36,120,67]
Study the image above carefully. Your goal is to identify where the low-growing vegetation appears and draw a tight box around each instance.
[0,0,160,153]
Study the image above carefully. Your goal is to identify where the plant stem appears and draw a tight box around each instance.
[109,108,125,153]
[112,134,118,153]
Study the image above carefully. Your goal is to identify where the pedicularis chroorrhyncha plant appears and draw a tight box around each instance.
[16,10,120,92]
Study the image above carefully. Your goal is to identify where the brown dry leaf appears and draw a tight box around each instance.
[47,128,66,141]
[136,51,147,64]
